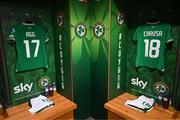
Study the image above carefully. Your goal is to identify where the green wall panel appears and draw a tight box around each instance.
[90,0,109,118]
[109,0,128,100]
[173,29,180,109]
[0,3,55,106]
[53,0,72,100]
[0,72,2,101]
[70,0,91,119]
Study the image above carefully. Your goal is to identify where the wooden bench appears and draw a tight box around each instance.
[104,92,180,119]
[0,93,77,120]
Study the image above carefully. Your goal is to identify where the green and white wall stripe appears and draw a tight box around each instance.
[109,0,128,100]
[53,0,72,100]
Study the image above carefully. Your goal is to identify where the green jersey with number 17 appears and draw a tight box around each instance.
[8,23,49,72]
[133,22,173,71]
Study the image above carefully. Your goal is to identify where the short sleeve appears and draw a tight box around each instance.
[166,24,173,43]
[7,27,16,42]
[133,28,138,41]
[45,33,49,43]
[41,26,49,43]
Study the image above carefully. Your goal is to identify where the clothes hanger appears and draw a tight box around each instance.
[146,11,160,24]
[147,17,159,23]
[23,12,34,24]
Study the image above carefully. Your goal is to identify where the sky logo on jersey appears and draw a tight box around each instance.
[14,82,33,94]
[93,22,105,39]
[131,77,148,89]
[75,22,87,39]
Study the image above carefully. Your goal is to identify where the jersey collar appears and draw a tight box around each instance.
[146,21,160,25]
[22,22,35,26]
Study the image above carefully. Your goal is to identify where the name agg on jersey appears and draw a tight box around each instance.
[133,22,173,71]
[8,22,49,72]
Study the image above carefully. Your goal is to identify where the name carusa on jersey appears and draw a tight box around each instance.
[143,31,162,37]
[26,32,36,37]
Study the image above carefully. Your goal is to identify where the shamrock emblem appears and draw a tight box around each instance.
[57,12,64,27]
[75,22,87,38]
[116,12,124,25]
[93,22,105,39]
[39,76,50,88]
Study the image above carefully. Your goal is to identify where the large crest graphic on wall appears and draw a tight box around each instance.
[39,76,50,88]
[93,22,105,39]
[56,12,64,27]
[153,82,169,94]
[116,11,124,26]
[75,22,87,39]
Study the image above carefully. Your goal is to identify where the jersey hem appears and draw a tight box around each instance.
[136,65,164,72]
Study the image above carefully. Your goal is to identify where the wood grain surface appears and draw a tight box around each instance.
[0,93,77,120]
[105,92,180,120]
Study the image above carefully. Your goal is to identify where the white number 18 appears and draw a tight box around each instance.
[144,39,160,58]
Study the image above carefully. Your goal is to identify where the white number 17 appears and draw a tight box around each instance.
[24,40,40,58]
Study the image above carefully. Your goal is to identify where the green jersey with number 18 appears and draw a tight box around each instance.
[133,22,173,71]
[8,23,49,72]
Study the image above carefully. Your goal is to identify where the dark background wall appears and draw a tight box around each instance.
[124,0,180,27]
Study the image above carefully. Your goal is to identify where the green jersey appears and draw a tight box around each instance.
[8,23,49,72]
[133,22,173,71]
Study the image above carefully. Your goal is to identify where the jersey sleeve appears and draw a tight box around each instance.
[7,27,16,42]
[133,28,138,41]
[166,24,173,43]
[45,33,49,43]
[41,26,49,43]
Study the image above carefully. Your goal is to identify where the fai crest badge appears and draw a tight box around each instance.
[153,82,169,94]
[56,12,64,27]
[39,76,50,88]
[116,11,124,26]
[93,22,105,39]
[75,22,87,39]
